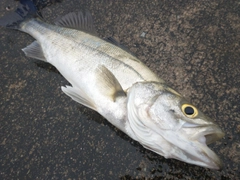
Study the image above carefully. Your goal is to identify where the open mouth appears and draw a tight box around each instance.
[180,124,224,169]
[182,122,224,145]
[197,125,224,145]
[195,126,224,169]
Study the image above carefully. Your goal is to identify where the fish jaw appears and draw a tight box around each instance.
[161,125,224,169]
[126,82,224,169]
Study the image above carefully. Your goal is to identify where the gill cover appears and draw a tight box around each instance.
[127,81,188,131]
[127,82,176,157]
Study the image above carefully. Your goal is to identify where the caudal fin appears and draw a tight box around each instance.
[0,0,61,29]
[0,0,39,29]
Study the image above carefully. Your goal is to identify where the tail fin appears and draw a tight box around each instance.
[0,0,40,29]
[0,0,62,29]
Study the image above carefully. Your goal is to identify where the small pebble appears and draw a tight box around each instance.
[6,6,11,11]
[140,32,146,38]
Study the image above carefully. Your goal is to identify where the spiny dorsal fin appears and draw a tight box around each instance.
[22,41,46,61]
[95,65,126,101]
[54,10,97,35]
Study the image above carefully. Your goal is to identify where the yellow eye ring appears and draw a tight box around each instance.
[181,104,198,118]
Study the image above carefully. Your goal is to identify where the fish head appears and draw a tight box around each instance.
[127,81,224,169]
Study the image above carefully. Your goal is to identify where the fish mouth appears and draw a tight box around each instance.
[186,125,225,169]
[194,125,224,145]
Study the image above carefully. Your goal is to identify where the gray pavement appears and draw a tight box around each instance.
[0,0,239,179]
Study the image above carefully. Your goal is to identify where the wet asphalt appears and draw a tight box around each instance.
[0,0,239,179]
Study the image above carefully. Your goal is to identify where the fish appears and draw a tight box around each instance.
[0,0,224,169]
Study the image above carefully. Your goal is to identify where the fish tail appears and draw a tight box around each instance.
[0,0,40,30]
[0,0,61,30]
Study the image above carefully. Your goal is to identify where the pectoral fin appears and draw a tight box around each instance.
[95,65,126,101]
[61,85,96,111]
[62,65,125,110]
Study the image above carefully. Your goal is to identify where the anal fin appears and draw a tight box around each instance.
[22,41,46,61]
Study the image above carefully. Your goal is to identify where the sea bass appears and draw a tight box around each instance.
[0,0,224,169]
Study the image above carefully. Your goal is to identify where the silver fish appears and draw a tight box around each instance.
[0,0,224,169]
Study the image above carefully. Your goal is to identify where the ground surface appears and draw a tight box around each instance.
[0,0,239,179]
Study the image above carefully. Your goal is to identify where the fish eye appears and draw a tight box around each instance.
[181,104,198,118]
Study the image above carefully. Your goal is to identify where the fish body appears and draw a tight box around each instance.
[23,18,162,89]
[22,17,162,131]
[0,0,224,169]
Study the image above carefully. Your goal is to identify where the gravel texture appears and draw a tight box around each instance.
[0,0,239,179]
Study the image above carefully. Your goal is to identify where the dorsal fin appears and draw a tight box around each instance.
[54,10,97,35]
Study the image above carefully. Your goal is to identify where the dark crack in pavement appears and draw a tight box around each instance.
[0,0,239,179]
